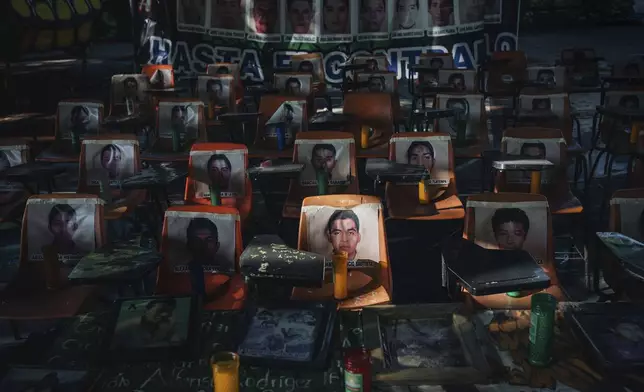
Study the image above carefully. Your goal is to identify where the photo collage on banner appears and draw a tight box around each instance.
[26,198,98,264]
[519,94,566,117]
[84,139,137,187]
[197,75,235,111]
[503,136,564,185]
[57,101,102,140]
[110,74,150,115]
[111,297,192,349]
[438,69,476,92]
[391,135,451,185]
[190,148,246,198]
[264,100,306,144]
[296,138,352,186]
[291,54,325,83]
[164,210,236,274]
[437,94,482,141]
[613,198,644,242]
[526,66,567,91]
[303,203,381,262]
[274,73,314,96]
[157,101,203,140]
[468,200,548,264]
[0,144,27,198]
[175,0,488,42]
[356,72,397,93]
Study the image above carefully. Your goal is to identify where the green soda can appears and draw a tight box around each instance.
[209,184,221,206]
[317,170,329,195]
[528,293,557,367]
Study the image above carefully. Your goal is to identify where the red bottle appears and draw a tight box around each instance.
[343,347,371,392]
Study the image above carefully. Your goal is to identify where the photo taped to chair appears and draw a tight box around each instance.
[437,94,483,141]
[391,135,451,185]
[296,138,352,186]
[157,101,203,140]
[164,210,236,274]
[467,199,548,264]
[526,66,566,91]
[111,74,150,115]
[438,69,476,92]
[209,0,247,39]
[27,198,98,264]
[57,101,102,140]
[291,54,325,82]
[246,0,283,42]
[503,136,564,185]
[264,100,306,145]
[190,148,246,198]
[283,0,320,43]
[302,203,381,262]
[274,73,314,96]
[0,144,27,193]
[197,76,234,110]
[177,0,207,33]
[84,140,137,186]
[519,94,566,117]
[356,72,397,93]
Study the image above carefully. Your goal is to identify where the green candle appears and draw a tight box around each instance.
[528,293,557,367]
[209,184,221,206]
[98,178,112,204]
[172,129,181,152]
[71,130,80,153]
[316,170,328,195]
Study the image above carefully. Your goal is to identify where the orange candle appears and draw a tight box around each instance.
[360,126,369,149]
[211,352,239,392]
[530,171,541,194]
[418,179,429,204]
[208,101,216,120]
[333,250,349,300]
[631,122,641,145]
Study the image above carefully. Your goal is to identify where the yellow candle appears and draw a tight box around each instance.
[418,179,429,204]
[333,251,349,300]
[631,122,641,145]
[208,101,216,120]
[360,126,369,149]
[211,352,240,392]
[530,171,541,194]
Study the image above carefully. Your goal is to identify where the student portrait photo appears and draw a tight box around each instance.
[211,0,245,30]
[286,0,316,34]
[491,208,530,251]
[292,55,324,82]
[112,74,149,114]
[357,72,394,93]
[58,102,101,140]
[394,0,422,30]
[191,149,246,198]
[158,102,202,140]
[248,0,280,34]
[367,75,386,92]
[264,100,305,143]
[303,204,381,262]
[459,0,485,24]
[532,98,552,112]
[393,136,450,184]
[111,297,191,349]
[165,212,236,274]
[177,0,206,27]
[427,0,454,27]
[285,77,303,95]
[430,57,445,69]
[27,201,97,262]
[447,72,466,91]
[297,140,351,186]
[537,69,556,87]
[85,141,136,185]
[198,76,231,109]
[444,97,470,136]
[359,0,388,33]
[322,0,350,34]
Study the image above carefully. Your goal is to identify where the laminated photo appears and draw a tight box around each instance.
[519,93,566,117]
[291,54,325,82]
[356,72,397,93]
[296,138,352,186]
[157,101,203,140]
[438,69,477,92]
[274,73,313,96]
[526,66,566,90]
[57,101,102,140]
[197,76,234,110]
[456,0,485,34]
[437,94,483,141]
[264,100,306,144]
[283,0,320,43]
[84,140,137,186]
[111,74,150,115]
[391,135,451,185]
[319,0,354,43]
[190,148,246,198]
[0,145,27,193]
[177,0,207,33]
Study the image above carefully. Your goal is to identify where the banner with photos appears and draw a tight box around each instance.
[138,0,521,83]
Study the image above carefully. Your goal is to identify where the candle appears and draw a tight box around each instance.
[316,170,329,196]
[530,171,541,194]
[418,179,429,204]
[42,245,61,290]
[631,122,641,145]
[528,293,557,367]
[208,102,216,120]
[172,129,181,152]
[360,125,370,149]
[209,184,221,206]
[211,352,240,392]
[276,125,286,151]
[333,250,348,300]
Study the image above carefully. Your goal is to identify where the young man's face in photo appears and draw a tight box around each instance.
[368,78,385,92]
[361,0,386,32]
[289,0,314,34]
[430,59,444,69]
[71,108,90,127]
[253,0,277,33]
[522,145,545,159]
[327,218,360,260]
[366,60,379,71]
[408,144,435,170]
[208,158,232,189]
[124,80,138,96]
[537,72,555,86]
[218,0,242,28]
[101,148,122,175]
[533,99,551,111]
[451,76,465,90]
[312,148,336,173]
[208,83,224,99]
[171,108,186,125]
[190,227,220,261]
[286,80,302,95]
[298,61,314,73]
[50,212,77,242]
[429,0,452,26]
[323,0,349,34]
[397,0,419,29]
[494,221,527,250]
[144,303,175,325]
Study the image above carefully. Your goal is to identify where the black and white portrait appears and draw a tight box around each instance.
[519,93,565,117]
[503,136,563,185]
[57,101,102,140]
[391,135,451,185]
[111,74,150,115]
[438,69,476,92]
[291,54,325,83]
[392,0,426,39]
[157,101,202,140]
[284,0,319,41]
[198,76,234,110]
[427,0,457,36]
[357,72,396,93]
[246,0,282,42]
[190,149,246,198]
[0,145,27,195]
[84,140,137,186]
[206,63,241,79]
[458,0,485,25]
[274,73,313,96]
[437,94,483,141]
[296,139,352,186]
[358,0,390,41]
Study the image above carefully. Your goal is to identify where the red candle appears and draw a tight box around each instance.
[344,347,371,392]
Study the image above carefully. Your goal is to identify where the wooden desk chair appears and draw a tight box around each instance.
[385,132,464,220]
[0,194,106,320]
[435,93,487,157]
[273,72,316,117]
[206,62,245,109]
[78,135,147,220]
[108,74,151,117]
[352,72,402,124]
[460,193,565,309]
[283,131,358,219]
[558,48,601,87]
[482,50,527,97]
[291,53,332,109]
[155,205,247,310]
[254,95,308,156]
[525,65,568,94]
[195,75,238,120]
[36,99,104,163]
[498,128,583,215]
[0,141,31,223]
[291,195,392,309]
[184,143,252,223]
[343,92,396,149]
[148,98,206,159]
[516,93,575,144]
